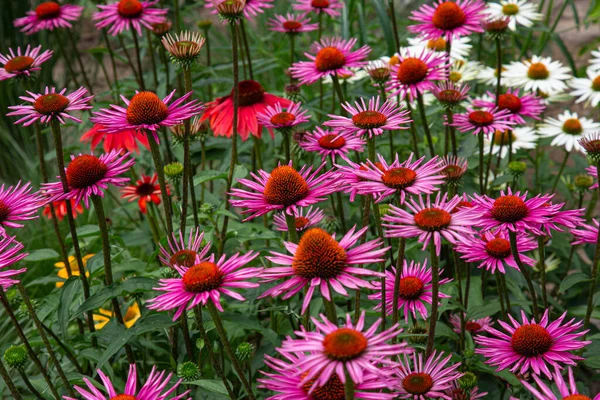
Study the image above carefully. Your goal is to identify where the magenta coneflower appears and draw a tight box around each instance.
[256,101,311,133]
[158,228,210,268]
[539,202,584,236]
[268,13,319,34]
[121,173,166,214]
[455,230,537,274]
[290,37,370,85]
[438,155,468,185]
[80,123,150,154]
[0,236,28,290]
[408,0,486,40]
[386,51,449,100]
[148,251,262,320]
[383,193,480,255]
[324,96,411,138]
[14,2,83,34]
[7,87,92,127]
[42,150,135,208]
[0,45,53,81]
[0,181,42,236]
[299,127,365,162]
[64,364,190,400]
[521,365,600,400]
[259,226,387,314]
[272,206,324,232]
[93,0,168,36]
[475,310,590,378]
[445,382,488,400]
[431,80,470,109]
[334,159,376,202]
[369,260,451,323]
[280,311,411,388]
[450,107,515,136]
[571,218,600,245]
[229,163,340,220]
[205,0,274,19]
[293,0,345,17]
[473,89,546,124]
[395,351,462,400]
[449,314,492,335]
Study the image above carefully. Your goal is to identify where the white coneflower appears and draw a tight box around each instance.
[569,68,600,107]
[503,55,572,93]
[486,0,542,31]
[538,111,600,152]
[483,127,537,158]
[404,36,472,61]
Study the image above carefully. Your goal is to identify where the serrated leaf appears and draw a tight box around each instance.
[559,273,590,293]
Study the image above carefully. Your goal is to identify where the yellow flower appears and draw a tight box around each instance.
[54,254,94,288]
[93,302,141,330]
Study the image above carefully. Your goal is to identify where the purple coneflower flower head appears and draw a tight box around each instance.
[256,102,310,133]
[63,364,190,400]
[408,0,486,40]
[291,37,370,85]
[268,13,319,34]
[538,202,584,236]
[293,0,345,17]
[395,351,462,400]
[521,365,600,400]
[7,87,92,127]
[42,150,135,208]
[587,165,599,189]
[229,162,340,221]
[0,181,43,236]
[0,236,28,290]
[383,193,479,256]
[450,107,515,136]
[299,127,365,162]
[438,155,468,186]
[148,251,262,320]
[0,45,53,81]
[448,314,493,335]
[369,259,451,323]
[455,230,537,274]
[280,311,411,388]
[475,310,590,378]
[334,159,372,202]
[272,206,324,232]
[93,0,168,36]
[206,0,273,20]
[259,226,387,314]
[445,382,488,400]
[324,96,411,138]
[158,228,210,268]
[386,50,449,100]
[473,88,546,124]
[431,80,470,109]
[571,218,600,245]
[14,2,83,34]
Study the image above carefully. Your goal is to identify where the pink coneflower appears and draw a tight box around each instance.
[521,365,600,400]
[268,13,319,34]
[121,174,167,214]
[408,0,486,40]
[450,107,515,136]
[0,45,53,81]
[273,206,324,232]
[0,236,28,290]
[205,0,273,19]
[571,218,600,245]
[386,50,449,100]
[334,159,378,202]
[0,181,42,236]
[324,96,411,138]
[383,193,480,255]
[148,251,262,320]
[293,0,345,17]
[369,260,451,323]
[448,314,492,334]
[445,382,488,400]
[200,80,291,141]
[540,202,584,236]
[473,88,546,124]
[299,127,365,162]
[80,123,150,154]
[395,351,462,400]
[280,311,410,388]
[438,155,468,186]
[14,2,83,34]
[431,80,470,109]
[64,364,190,400]
[93,0,168,36]
[7,87,92,127]
[291,37,370,85]
[346,153,445,203]
[259,226,387,314]
[229,163,339,220]
[475,310,590,378]
[91,90,203,142]
[158,228,210,269]
[42,150,135,208]
[256,102,310,133]
[455,230,537,274]
[42,199,83,221]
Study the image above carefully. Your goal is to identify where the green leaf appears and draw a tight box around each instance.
[74,277,156,317]
[372,0,395,56]
[66,225,100,243]
[232,164,248,182]
[193,170,226,186]
[187,380,230,395]
[26,248,59,262]
[95,324,134,372]
[559,273,590,293]
[59,277,81,338]
[551,34,577,75]
[219,312,280,345]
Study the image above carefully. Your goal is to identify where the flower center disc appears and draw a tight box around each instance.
[117,0,144,18]
[182,261,223,293]
[263,165,310,206]
[110,395,137,400]
[527,63,549,80]
[318,134,346,149]
[236,80,266,106]
[563,396,592,400]
[397,58,429,85]
[562,118,583,135]
[465,321,482,332]
[414,208,452,231]
[270,112,296,126]
[315,47,347,72]
[432,2,467,30]
[427,38,447,52]
[295,216,310,230]
[502,3,519,15]
[33,94,69,115]
[485,237,511,258]
[592,76,600,91]
[311,0,330,8]
[0,200,10,223]
[283,20,302,30]
[498,93,522,113]
[292,228,347,279]
[402,372,434,395]
[323,328,368,361]
[36,2,61,19]
[491,195,528,223]
[352,110,387,129]
[66,155,108,189]
[4,56,35,74]
[169,249,198,268]
[449,71,462,83]
[493,130,515,145]
[126,92,169,126]
[301,372,345,400]
[381,167,417,189]
[135,182,155,197]
[441,165,462,179]
[468,110,494,127]
[511,324,553,357]
[398,276,425,300]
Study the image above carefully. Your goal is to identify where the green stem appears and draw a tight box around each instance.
[0,359,21,400]
[446,108,458,155]
[344,368,355,400]
[17,368,39,399]
[478,132,485,195]
[496,272,507,321]
[240,19,254,80]
[66,28,93,93]
[584,171,600,330]
[508,230,540,320]
[148,132,173,235]
[551,150,569,193]
[180,66,193,234]
[55,30,80,87]
[131,29,146,90]
[387,0,400,51]
[146,29,159,87]
[405,98,420,157]
[425,242,439,357]
[283,130,291,162]
[118,34,142,87]
[537,236,548,309]
[331,74,346,107]
[416,93,435,157]
[285,212,299,243]
[103,30,120,97]
[322,290,337,323]
[392,238,407,327]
